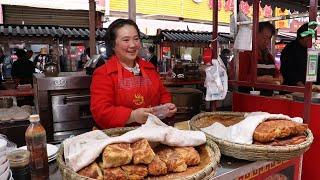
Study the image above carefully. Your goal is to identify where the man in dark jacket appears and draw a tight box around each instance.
[11,49,35,84]
[280,23,313,86]
[148,46,157,68]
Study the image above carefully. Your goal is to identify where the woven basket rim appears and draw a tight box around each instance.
[56,127,221,180]
[189,111,314,152]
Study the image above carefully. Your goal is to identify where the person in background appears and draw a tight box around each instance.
[220,49,234,79]
[78,48,90,71]
[90,19,177,129]
[26,50,33,61]
[0,48,5,89]
[280,23,315,86]
[239,22,282,85]
[34,48,48,72]
[238,22,283,96]
[148,46,157,68]
[0,48,5,81]
[59,48,68,72]
[1,48,13,79]
[11,49,35,85]
[220,49,232,69]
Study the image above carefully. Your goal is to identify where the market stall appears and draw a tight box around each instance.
[0,1,317,180]
[156,29,233,82]
[0,24,107,73]
[224,0,319,179]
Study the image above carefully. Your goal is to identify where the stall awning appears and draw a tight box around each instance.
[0,25,148,39]
[158,29,233,44]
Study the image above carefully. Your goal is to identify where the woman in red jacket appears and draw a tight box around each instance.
[90,19,177,129]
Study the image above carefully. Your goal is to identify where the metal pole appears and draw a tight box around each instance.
[251,0,259,83]
[129,0,136,22]
[304,0,318,124]
[89,0,96,56]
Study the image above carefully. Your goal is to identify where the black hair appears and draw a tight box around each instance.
[85,47,90,57]
[105,19,141,56]
[148,46,155,53]
[221,49,231,56]
[259,22,276,35]
[297,23,310,39]
[15,49,27,60]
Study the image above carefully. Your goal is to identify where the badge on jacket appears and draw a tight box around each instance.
[133,93,144,106]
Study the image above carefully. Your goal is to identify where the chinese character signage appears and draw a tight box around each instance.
[275,7,289,29]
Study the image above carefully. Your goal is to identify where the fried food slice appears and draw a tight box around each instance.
[253,119,308,143]
[131,139,155,164]
[157,147,174,164]
[147,155,167,176]
[254,135,307,146]
[103,167,128,180]
[156,147,187,172]
[102,143,133,168]
[121,165,148,180]
[78,162,103,180]
[174,147,200,166]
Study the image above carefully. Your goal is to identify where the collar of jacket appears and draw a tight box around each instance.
[105,55,155,75]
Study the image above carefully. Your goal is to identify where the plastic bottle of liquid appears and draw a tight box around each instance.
[25,114,49,180]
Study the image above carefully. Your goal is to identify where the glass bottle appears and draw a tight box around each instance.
[7,149,31,180]
[25,115,49,180]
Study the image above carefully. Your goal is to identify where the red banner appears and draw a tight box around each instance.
[209,0,222,11]
[225,0,234,11]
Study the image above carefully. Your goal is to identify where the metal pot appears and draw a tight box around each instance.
[44,61,59,77]
[0,97,14,108]
[167,88,203,123]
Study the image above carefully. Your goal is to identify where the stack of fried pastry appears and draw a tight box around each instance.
[253,119,308,146]
[77,139,201,180]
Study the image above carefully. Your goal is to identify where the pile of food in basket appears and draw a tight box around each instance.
[57,115,221,180]
[190,111,314,161]
[78,139,203,179]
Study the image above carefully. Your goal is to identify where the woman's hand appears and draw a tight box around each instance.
[128,108,153,124]
[164,103,177,117]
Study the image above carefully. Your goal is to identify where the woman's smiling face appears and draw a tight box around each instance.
[114,24,141,63]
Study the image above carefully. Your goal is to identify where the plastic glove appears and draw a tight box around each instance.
[128,108,153,124]
[151,103,177,119]
[164,103,177,117]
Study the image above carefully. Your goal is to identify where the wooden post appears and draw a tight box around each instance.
[129,0,136,22]
[89,0,96,56]
[251,0,259,84]
[304,0,318,124]
[211,0,218,60]
[210,0,219,111]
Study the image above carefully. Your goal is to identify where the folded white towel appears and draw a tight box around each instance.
[63,114,206,172]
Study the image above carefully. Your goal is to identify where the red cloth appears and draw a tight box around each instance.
[90,55,172,129]
[238,51,280,81]
[238,51,252,81]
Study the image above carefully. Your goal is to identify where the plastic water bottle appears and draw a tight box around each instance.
[25,115,49,180]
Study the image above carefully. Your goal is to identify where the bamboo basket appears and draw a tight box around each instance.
[57,127,221,180]
[189,111,314,161]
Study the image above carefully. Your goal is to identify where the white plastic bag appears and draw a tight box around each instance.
[204,57,228,101]
[234,11,252,51]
